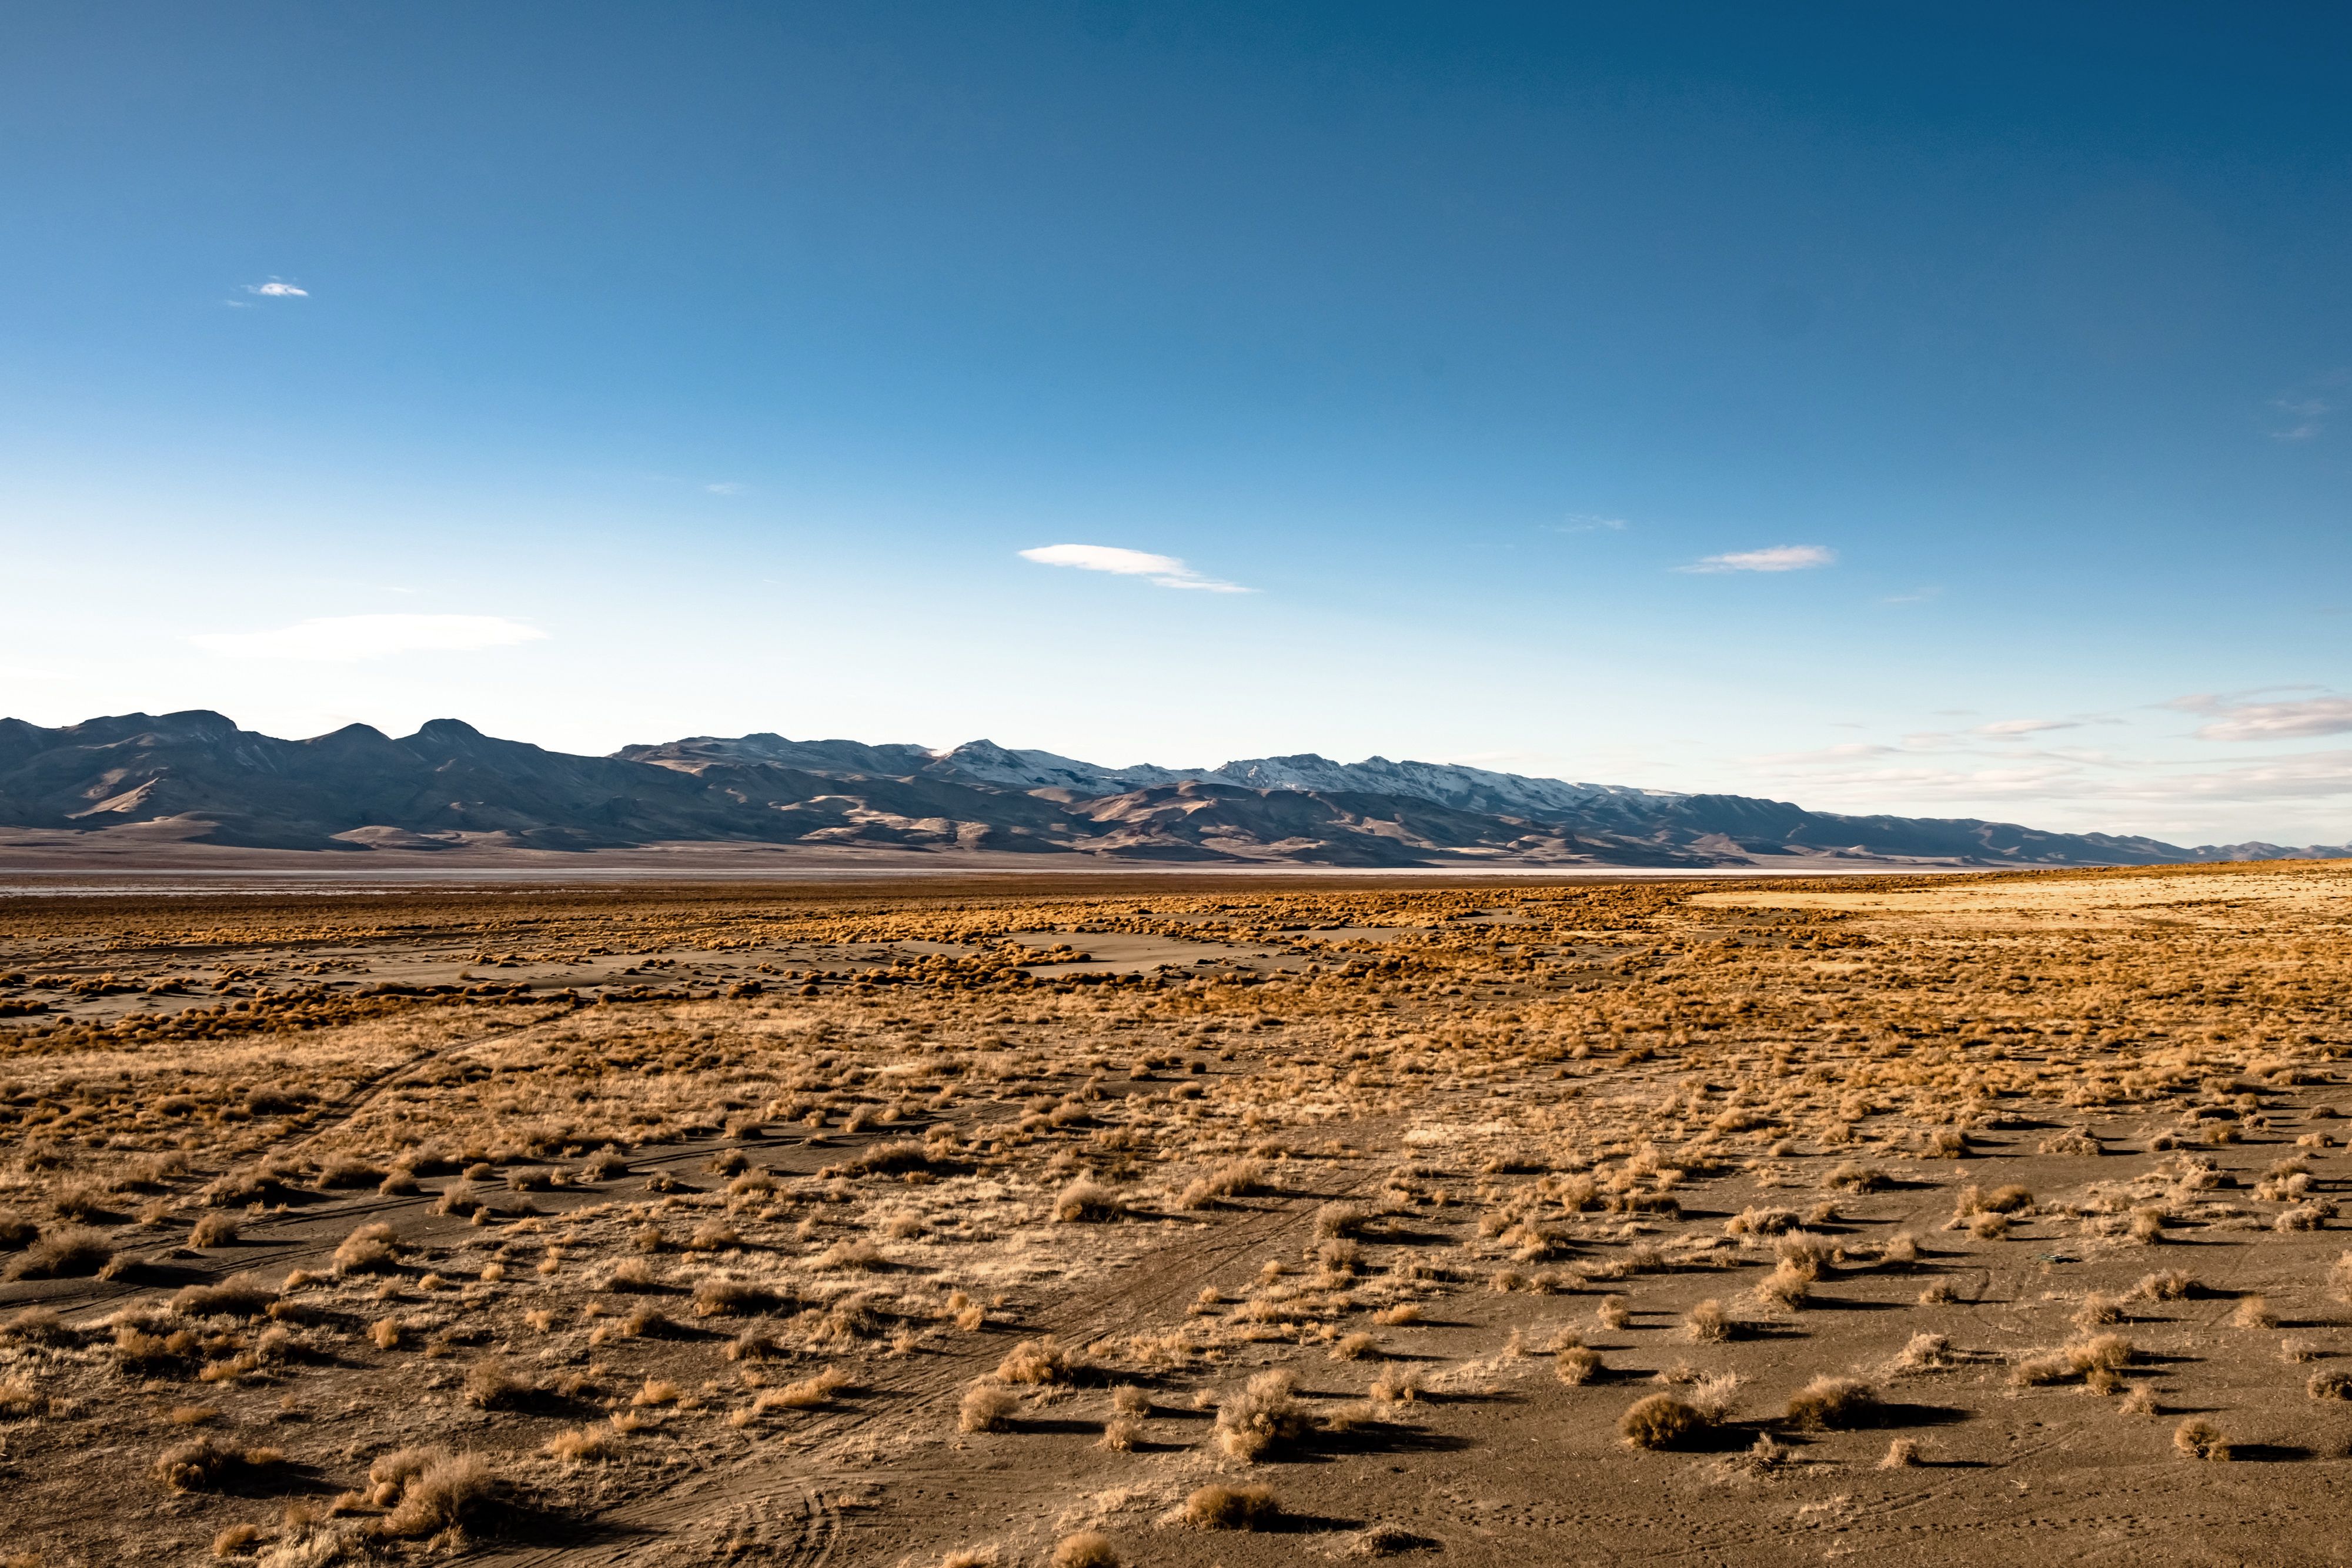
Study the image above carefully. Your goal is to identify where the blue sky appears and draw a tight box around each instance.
[3,3,2349,842]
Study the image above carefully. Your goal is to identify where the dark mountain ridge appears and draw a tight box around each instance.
[0,710,2341,868]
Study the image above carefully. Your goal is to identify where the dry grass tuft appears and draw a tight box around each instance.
[460,1356,534,1410]
[1895,1332,1952,1372]
[0,1374,45,1419]
[1,1305,68,1343]
[1683,1299,1732,1343]
[1180,1157,1267,1209]
[1184,1483,1283,1530]
[760,1367,851,1410]
[188,1212,239,1248]
[2173,1417,2232,1462]
[376,1449,499,1537]
[1785,1376,1876,1429]
[153,1435,284,1492]
[1215,1369,1312,1461]
[809,1239,887,1271]
[544,1423,623,1463]
[994,1336,1074,1385]
[172,1273,275,1319]
[332,1222,399,1276]
[1051,1532,1122,1567]
[1618,1393,1710,1450]
[957,1380,1020,1433]
[1052,1179,1125,1223]
[2308,1368,2352,1402]
[2130,1271,2198,1302]
[690,1278,770,1318]
[210,1522,260,1557]
[3,1226,113,1281]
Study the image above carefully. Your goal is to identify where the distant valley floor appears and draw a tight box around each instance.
[0,826,1993,892]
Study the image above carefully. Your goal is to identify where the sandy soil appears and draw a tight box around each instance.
[2,865,2348,1567]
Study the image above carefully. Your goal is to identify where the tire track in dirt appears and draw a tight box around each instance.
[469,1130,1406,1566]
[8,1118,894,1326]
[283,1004,580,1155]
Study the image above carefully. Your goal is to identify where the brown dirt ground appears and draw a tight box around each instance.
[2,864,2350,1567]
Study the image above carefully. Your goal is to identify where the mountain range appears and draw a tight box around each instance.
[0,710,2340,869]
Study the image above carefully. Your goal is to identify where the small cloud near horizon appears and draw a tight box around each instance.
[1018,543,1248,593]
[243,280,309,298]
[191,614,547,663]
[2170,691,2352,741]
[1553,514,1629,533]
[1977,718,2081,736]
[705,482,745,495]
[1679,544,1837,574]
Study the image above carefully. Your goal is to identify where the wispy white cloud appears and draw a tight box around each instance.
[244,279,309,298]
[2170,692,2352,741]
[1745,722,2352,844]
[1977,718,2081,736]
[191,614,547,662]
[2271,396,2327,440]
[1749,741,1905,765]
[2267,371,2347,440]
[1881,586,1941,604]
[1018,543,1249,593]
[1553,514,1628,533]
[704,482,745,496]
[1678,544,1836,574]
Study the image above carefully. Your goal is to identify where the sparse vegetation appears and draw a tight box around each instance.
[4,866,2350,1562]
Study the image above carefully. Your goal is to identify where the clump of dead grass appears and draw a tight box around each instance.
[1785,1376,1876,1429]
[1215,1369,1314,1461]
[1051,1532,1122,1567]
[172,1272,275,1319]
[461,1356,535,1410]
[153,1435,285,1492]
[1184,1482,1282,1529]
[958,1380,1021,1433]
[1180,1158,1267,1209]
[1683,1299,1733,1343]
[4,1226,113,1281]
[1618,1394,1709,1450]
[1053,1179,1125,1223]
[995,1336,1075,1385]
[2173,1418,2232,1462]
[332,1222,399,1275]
[372,1447,500,1537]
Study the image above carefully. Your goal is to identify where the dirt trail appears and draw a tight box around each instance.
[469,1128,1404,1566]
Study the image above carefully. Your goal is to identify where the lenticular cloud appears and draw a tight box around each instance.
[1680,544,1837,574]
[1018,543,1248,592]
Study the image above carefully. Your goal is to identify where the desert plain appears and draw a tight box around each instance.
[2,861,2350,1566]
